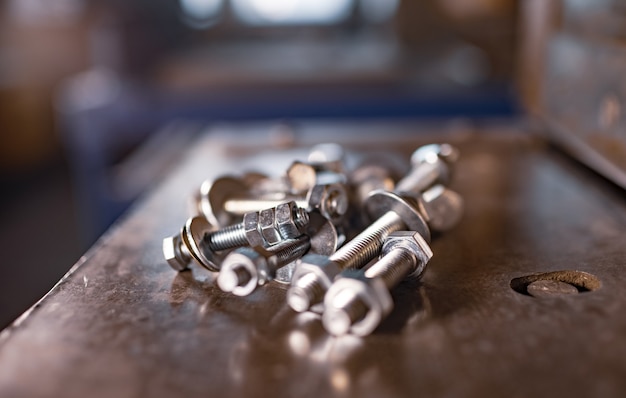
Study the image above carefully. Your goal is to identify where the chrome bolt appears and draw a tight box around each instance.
[198,173,348,227]
[322,231,433,336]
[163,201,309,272]
[395,143,459,193]
[286,144,456,313]
[218,234,311,296]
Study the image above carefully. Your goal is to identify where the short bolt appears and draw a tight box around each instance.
[322,231,433,336]
[286,144,452,313]
[218,234,311,296]
[395,143,459,193]
[198,173,348,227]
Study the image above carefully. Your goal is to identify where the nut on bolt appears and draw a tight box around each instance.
[275,201,309,239]
[287,254,342,312]
[322,271,393,337]
[218,235,311,296]
[322,231,433,336]
[306,183,349,225]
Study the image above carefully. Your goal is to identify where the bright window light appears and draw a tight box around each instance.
[179,0,223,28]
[231,0,353,25]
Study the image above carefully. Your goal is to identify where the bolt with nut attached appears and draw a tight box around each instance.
[197,172,349,228]
[218,234,312,296]
[163,201,309,272]
[286,144,459,313]
[322,231,433,336]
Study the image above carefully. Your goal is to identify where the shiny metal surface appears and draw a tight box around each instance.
[2,121,626,397]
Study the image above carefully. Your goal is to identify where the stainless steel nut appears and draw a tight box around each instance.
[382,231,433,278]
[162,235,189,271]
[259,208,281,245]
[420,185,464,233]
[322,272,393,336]
[243,211,266,247]
[306,183,348,225]
[275,201,307,239]
[217,247,270,296]
[288,254,342,312]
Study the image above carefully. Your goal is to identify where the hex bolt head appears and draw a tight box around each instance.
[411,143,459,166]
[395,144,460,194]
[379,231,433,279]
[286,161,318,194]
[420,185,464,233]
[163,235,190,271]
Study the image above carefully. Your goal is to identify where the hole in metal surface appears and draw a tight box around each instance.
[510,270,601,298]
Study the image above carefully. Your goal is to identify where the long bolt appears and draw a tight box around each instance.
[208,205,308,251]
[218,234,311,296]
[323,231,433,336]
[164,203,308,272]
[286,145,454,312]
[286,211,407,312]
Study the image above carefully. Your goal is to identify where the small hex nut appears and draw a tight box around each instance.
[292,254,342,289]
[323,272,393,336]
[259,208,281,245]
[218,248,267,296]
[382,231,433,277]
[163,235,189,271]
[243,212,266,247]
[275,201,305,239]
[306,183,348,224]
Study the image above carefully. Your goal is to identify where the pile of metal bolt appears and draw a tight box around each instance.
[163,143,463,336]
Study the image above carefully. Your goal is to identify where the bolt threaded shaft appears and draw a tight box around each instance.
[364,248,418,289]
[288,211,405,312]
[207,223,249,251]
[330,211,404,270]
[269,235,311,267]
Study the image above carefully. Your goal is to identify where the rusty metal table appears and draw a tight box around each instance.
[1,120,626,397]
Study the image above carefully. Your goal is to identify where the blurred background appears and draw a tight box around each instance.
[0,0,525,328]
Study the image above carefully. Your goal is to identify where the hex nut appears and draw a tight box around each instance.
[243,211,266,247]
[218,248,269,296]
[382,231,433,278]
[275,201,307,239]
[288,254,342,313]
[259,208,281,245]
[306,183,348,225]
[163,235,189,271]
[322,272,393,336]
